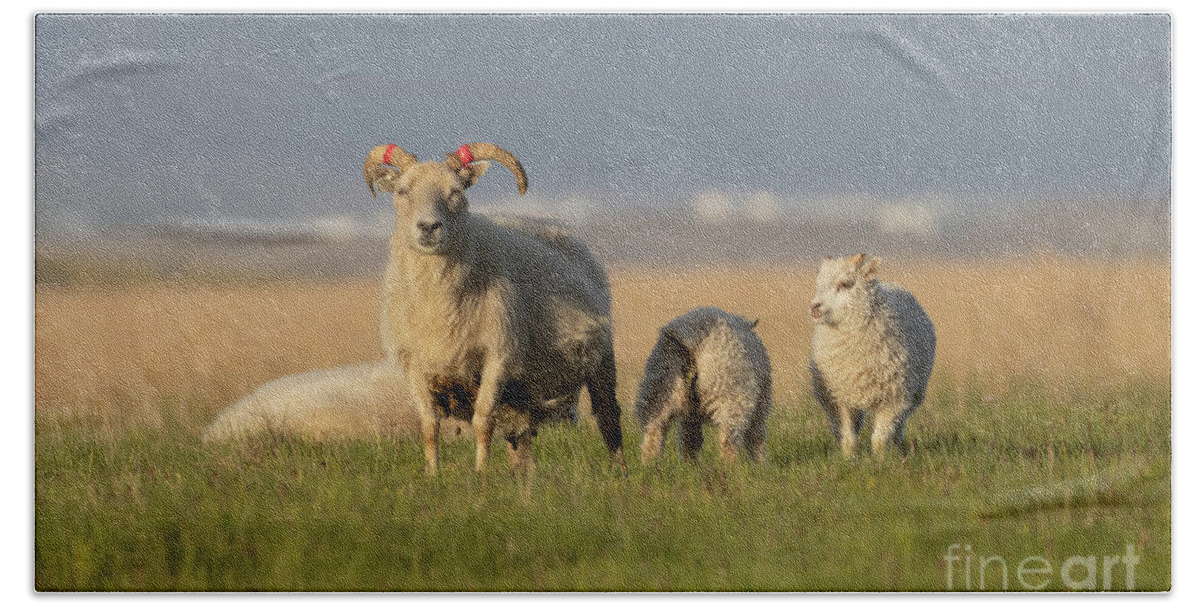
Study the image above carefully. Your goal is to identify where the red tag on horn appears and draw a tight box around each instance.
[382,144,397,166]
[456,145,474,166]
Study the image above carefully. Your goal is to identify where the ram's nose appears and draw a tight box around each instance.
[810,302,823,319]
[417,220,443,237]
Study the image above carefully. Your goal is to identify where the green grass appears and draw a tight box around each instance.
[35,380,1170,591]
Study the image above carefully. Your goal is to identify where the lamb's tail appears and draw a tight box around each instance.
[203,361,456,443]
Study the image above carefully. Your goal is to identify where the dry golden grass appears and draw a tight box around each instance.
[611,257,1170,405]
[35,282,383,431]
[35,256,1169,432]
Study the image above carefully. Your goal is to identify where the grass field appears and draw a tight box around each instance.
[34,257,1171,591]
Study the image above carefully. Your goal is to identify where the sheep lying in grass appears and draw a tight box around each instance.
[202,359,576,450]
[201,362,472,443]
[635,307,772,463]
[365,142,624,474]
[808,254,936,457]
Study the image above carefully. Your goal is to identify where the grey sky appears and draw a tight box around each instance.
[34,13,1170,231]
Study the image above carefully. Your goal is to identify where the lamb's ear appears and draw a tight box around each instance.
[456,161,491,189]
[862,257,881,279]
[848,253,867,267]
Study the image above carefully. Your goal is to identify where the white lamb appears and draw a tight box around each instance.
[808,254,936,457]
[635,307,772,463]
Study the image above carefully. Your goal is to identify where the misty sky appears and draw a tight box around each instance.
[34,13,1171,232]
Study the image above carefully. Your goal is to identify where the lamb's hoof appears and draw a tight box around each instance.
[610,450,629,477]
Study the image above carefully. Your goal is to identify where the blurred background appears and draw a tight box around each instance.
[35,13,1169,278]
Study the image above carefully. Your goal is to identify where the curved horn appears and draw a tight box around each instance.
[364,144,419,197]
[446,142,528,195]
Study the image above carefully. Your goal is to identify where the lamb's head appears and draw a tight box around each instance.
[364,143,528,255]
[810,253,881,326]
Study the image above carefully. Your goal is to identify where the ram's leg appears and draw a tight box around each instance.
[586,347,626,472]
[420,417,440,475]
[408,374,441,476]
[471,360,506,473]
[506,427,536,470]
[501,399,536,471]
[564,389,581,424]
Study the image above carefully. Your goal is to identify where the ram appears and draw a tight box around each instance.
[364,142,625,474]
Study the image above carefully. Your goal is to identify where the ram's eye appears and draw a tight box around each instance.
[837,279,854,291]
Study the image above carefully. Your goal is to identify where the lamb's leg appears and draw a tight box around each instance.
[811,362,841,442]
[889,406,915,455]
[679,410,705,461]
[471,359,506,473]
[639,411,673,464]
[639,366,691,464]
[743,400,769,463]
[716,401,753,463]
[838,406,860,458]
[717,425,741,462]
[587,347,626,472]
[870,406,904,456]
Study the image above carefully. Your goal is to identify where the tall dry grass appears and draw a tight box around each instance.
[34,256,1169,432]
[34,282,383,431]
[611,256,1170,405]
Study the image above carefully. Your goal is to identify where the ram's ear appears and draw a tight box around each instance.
[457,160,491,189]
[368,167,404,196]
[364,144,418,197]
[862,257,881,279]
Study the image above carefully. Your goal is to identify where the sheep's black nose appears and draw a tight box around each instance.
[417,220,443,235]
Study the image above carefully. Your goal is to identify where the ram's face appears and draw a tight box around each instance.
[810,255,877,326]
[390,162,489,255]
[365,144,525,255]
